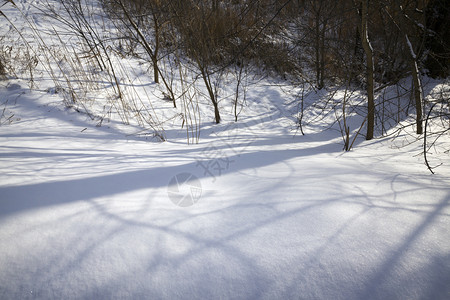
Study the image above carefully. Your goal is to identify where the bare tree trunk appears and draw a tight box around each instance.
[319,19,327,89]
[313,7,326,90]
[152,10,160,84]
[199,63,221,124]
[315,11,322,88]
[382,2,424,134]
[389,3,424,135]
[360,0,375,140]
[405,34,423,134]
[0,59,6,79]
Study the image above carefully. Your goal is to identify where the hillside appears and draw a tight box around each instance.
[0,0,449,299]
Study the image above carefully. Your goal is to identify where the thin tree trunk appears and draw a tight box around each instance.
[383,3,424,134]
[199,64,221,124]
[360,0,375,140]
[0,59,6,79]
[152,11,160,84]
[315,12,322,89]
[319,19,327,89]
[405,35,423,134]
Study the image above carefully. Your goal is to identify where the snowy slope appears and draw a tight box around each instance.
[1,0,450,299]
[1,77,449,300]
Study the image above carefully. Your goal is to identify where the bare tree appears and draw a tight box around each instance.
[358,0,375,140]
[167,0,224,123]
[112,0,179,108]
[382,1,425,134]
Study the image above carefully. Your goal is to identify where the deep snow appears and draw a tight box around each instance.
[1,77,449,299]
[1,0,450,299]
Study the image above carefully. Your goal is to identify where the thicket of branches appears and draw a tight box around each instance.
[1,0,448,171]
[102,0,448,154]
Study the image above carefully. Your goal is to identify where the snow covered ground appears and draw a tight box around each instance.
[1,77,449,299]
[1,0,449,299]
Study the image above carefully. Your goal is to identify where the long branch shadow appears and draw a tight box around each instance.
[1,80,449,299]
[1,143,449,299]
[0,137,338,217]
[356,194,450,300]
